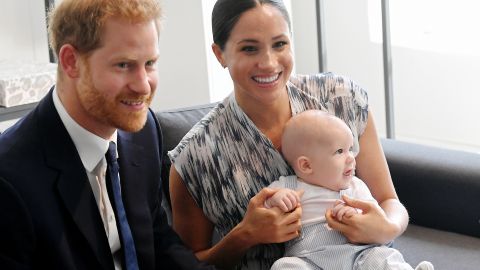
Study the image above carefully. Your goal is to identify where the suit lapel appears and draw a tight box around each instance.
[117,131,155,269]
[38,90,113,270]
[117,133,145,239]
[106,111,160,269]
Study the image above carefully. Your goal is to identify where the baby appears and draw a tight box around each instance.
[266,110,433,270]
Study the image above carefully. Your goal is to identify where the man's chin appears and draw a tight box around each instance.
[112,113,148,132]
[121,123,146,132]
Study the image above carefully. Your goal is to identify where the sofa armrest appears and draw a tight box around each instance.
[381,138,480,238]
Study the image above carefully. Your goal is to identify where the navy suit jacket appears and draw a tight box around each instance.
[0,90,214,270]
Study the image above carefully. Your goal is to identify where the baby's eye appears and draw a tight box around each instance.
[335,149,344,155]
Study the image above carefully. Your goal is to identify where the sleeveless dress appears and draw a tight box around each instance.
[168,73,369,270]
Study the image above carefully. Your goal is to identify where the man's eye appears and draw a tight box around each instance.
[273,41,288,48]
[117,62,129,69]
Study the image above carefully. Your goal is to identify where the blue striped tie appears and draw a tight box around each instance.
[105,142,139,270]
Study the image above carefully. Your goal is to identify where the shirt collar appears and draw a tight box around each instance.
[52,87,117,173]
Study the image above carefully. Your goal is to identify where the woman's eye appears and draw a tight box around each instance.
[241,46,257,52]
[146,60,157,67]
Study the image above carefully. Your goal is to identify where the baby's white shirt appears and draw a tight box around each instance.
[268,176,376,225]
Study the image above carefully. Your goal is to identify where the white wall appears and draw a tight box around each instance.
[392,44,480,152]
[323,0,387,136]
[0,0,49,131]
[201,0,234,103]
[153,0,212,110]
[0,0,49,62]
[1,0,479,153]
[290,0,319,75]
[289,0,387,137]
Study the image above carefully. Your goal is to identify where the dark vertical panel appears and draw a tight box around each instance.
[44,0,55,63]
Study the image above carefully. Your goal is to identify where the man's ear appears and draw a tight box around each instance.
[296,156,313,174]
[212,43,226,68]
[58,44,81,79]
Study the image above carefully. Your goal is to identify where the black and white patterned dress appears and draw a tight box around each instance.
[168,73,369,270]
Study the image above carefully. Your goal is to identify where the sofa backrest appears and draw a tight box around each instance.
[155,103,218,208]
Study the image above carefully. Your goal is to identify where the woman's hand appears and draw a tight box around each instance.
[237,188,302,247]
[325,195,401,245]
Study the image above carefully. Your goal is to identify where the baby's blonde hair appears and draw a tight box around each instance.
[281,110,350,172]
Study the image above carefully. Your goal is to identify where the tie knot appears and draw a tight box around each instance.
[106,141,117,165]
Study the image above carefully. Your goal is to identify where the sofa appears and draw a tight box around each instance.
[155,103,480,270]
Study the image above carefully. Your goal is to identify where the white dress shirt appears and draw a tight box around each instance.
[52,88,122,270]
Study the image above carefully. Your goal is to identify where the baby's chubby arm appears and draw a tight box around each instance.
[264,188,304,212]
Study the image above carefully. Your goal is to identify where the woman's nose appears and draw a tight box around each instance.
[257,50,277,70]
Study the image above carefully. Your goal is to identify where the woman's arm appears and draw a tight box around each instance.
[169,167,302,269]
[326,110,409,244]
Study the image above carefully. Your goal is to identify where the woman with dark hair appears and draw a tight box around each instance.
[169,0,409,269]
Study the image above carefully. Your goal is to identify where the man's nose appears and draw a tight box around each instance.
[129,67,151,95]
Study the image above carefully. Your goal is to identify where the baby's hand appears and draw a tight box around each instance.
[264,188,302,212]
[331,199,359,222]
